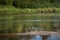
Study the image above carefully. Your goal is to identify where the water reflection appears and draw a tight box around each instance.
[0,35,60,40]
[17,35,60,40]
[30,35,42,40]
[48,35,60,40]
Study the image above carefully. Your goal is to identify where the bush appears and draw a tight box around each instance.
[0,6,60,14]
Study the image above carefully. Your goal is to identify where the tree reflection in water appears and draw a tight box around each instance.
[30,35,42,40]
[48,35,60,40]
[0,35,60,40]
[17,35,60,40]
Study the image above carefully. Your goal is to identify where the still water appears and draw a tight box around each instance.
[17,35,60,40]
[0,35,60,40]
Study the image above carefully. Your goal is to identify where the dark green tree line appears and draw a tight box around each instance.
[0,0,60,8]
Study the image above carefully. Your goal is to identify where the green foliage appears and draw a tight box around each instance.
[0,0,60,8]
[0,6,60,33]
[13,0,60,8]
[0,0,14,5]
[0,6,60,14]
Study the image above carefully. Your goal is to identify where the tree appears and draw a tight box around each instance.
[0,0,14,5]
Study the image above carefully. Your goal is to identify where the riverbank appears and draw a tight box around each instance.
[17,31,60,35]
[0,31,59,36]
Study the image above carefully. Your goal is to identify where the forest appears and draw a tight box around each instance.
[0,0,60,8]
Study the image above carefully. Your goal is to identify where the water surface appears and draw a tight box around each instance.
[17,35,60,40]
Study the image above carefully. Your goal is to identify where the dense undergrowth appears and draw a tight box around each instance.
[0,5,60,15]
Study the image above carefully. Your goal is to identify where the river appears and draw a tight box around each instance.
[0,34,60,40]
[17,35,60,40]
